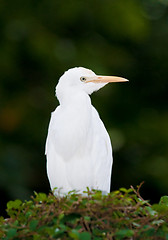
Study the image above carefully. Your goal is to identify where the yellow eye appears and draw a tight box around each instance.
[80,77,86,82]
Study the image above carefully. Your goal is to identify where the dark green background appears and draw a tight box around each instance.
[1,0,168,216]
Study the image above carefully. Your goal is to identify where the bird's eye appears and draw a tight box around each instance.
[80,77,86,82]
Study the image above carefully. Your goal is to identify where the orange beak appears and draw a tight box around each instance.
[85,75,129,83]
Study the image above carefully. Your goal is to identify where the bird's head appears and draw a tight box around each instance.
[56,67,128,102]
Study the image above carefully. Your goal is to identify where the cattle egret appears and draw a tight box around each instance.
[45,67,128,195]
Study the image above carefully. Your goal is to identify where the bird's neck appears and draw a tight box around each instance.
[56,87,91,108]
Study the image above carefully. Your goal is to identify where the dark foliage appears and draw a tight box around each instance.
[1,185,168,239]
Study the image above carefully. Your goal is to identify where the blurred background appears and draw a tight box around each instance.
[1,0,168,216]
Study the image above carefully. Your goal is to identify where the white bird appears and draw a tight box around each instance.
[45,67,128,195]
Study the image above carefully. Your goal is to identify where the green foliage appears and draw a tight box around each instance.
[0,187,168,239]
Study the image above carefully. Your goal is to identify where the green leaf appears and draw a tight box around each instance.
[13,220,19,226]
[152,219,164,225]
[68,229,80,239]
[159,196,168,206]
[58,213,65,220]
[143,227,155,237]
[25,211,33,218]
[0,216,4,223]
[152,203,168,213]
[7,228,17,239]
[34,193,47,202]
[92,191,102,200]
[115,229,134,239]
[33,234,41,240]
[84,216,90,221]
[79,232,91,240]
[112,190,120,195]
[7,199,22,210]
[29,219,39,231]
[59,224,68,231]
[132,222,141,227]
[145,206,157,216]
[119,187,128,193]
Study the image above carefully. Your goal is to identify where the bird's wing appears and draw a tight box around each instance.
[91,107,113,192]
[46,141,70,193]
[46,106,95,193]
[45,107,72,193]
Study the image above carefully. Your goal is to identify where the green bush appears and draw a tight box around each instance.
[0,185,168,239]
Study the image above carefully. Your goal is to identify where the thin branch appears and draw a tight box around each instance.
[130,181,151,207]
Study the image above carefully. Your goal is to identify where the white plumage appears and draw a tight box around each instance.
[45,67,128,195]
